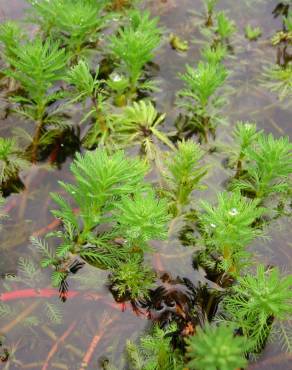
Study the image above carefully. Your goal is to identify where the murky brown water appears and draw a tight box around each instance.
[0,0,291,369]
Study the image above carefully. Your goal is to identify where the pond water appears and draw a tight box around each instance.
[0,0,291,369]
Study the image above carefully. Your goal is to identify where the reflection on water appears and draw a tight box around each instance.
[0,0,291,369]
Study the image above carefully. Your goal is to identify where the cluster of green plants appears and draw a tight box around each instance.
[0,0,291,369]
[176,2,237,143]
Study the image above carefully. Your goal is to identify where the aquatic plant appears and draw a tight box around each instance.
[261,64,292,101]
[244,24,262,41]
[201,44,227,64]
[228,121,262,176]
[0,21,25,60]
[113,100,174,157]
[2,37,68,160]
[223,265,292,352]
[108,9,162,96]
[177,61,228,142]
[198,191,265,275]
[215,12,236,42]
[163,140,207,215]
[1,256,63,325]
[169,34,189,52]
[284,10,292,31]
[231,133,292,202]
[0,137,28,185]
[203,0,218,27]
[126,324,183,370]
[109,256,155,300]
[34,149,169,287]
[66,60,111,146]
[28,0,110,57]
[185,323,248,370]
[106,72,130,106]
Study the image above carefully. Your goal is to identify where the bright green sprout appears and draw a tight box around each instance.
[109,256,155,300]
[163,140,207,215]
[244,24,262,41]
[223,265,292,351]
[126,324,183,370]
[231,133,292,201]
[3,37,68,160]
[201,44,227,64]
[108,9,162,96]
[284,10,292,32]
[215,11,236,41]
[228,121,262,176]
[198,191,265,274]
[113,100,174,157]
[0,21,25,60]
[66,60,111,146]
[114,190,169,252]
[33,149,169,287]
[177,61,228,142]
[261,64,292,101]
[28,0,110,57]
[185,323,248,370]
[4,37,67,106]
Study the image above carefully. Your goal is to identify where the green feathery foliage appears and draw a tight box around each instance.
[185,323,248,370]
[215,11,236,41]
[3,37,68,160]
[30,236,58,268]
[177,61,228,142]
[231,133,292,201]
[228,121,262,175]
[113,190,169,251]
[261,64,292,101]
[126,324,183,370]
[201,44,227,64]
[0,302,16,320]
[284,10,292,32]
[66,60,102,101]
[163,140,207,214]
[109,256,155,300]
[34,149,168,286]
[17,257,42,287]
[44,302,63,324]
[3,255,43,288]
[0,137,29,184]
[244,24,262,41]
[0,21,25,60]
[108,9,162,95]
[66,60,111,145]
[223,265,292,351]
[198,191,265,274]
[6,37,67,108]
[28,0,110,57]
[114,100,174,156]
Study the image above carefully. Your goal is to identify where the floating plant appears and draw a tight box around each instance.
[177,61,228,142]
[108,9,162,98]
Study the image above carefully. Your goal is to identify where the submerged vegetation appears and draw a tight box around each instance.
[0,0,291,369]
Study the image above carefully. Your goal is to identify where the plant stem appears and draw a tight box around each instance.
[91,96,107,134]
[31,120,43,163]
